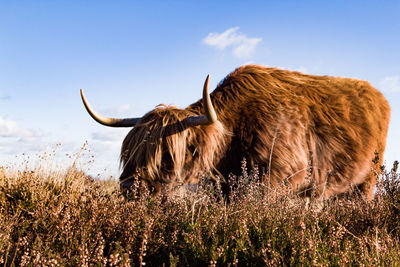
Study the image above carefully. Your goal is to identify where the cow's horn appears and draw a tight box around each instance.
[80,89,140,127]
[184,75,218,127]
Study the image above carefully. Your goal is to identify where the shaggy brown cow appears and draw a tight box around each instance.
[81,65,390,200]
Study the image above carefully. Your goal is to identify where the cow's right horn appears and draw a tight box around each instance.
[184,75,218,127]
[80,89,141,127]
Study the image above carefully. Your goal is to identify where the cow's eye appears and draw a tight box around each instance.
[161,152,173,170]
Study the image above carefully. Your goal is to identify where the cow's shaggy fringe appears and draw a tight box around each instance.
[1,151,400,266]
[120,105,228,192]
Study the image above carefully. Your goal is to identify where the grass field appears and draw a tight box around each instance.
[1,152,400,266]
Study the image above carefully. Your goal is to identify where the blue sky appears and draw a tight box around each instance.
[1,0,399,177]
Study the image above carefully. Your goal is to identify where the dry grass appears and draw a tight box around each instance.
[1,151,400,266]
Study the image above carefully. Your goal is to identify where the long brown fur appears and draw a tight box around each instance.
[120,65,390,200]
[119,104,227,193]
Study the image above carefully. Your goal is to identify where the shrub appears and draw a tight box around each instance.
[1,156,399,266]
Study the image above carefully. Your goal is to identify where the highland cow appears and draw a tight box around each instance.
[81,65,390,200]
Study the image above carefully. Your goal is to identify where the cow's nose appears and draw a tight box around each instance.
[120,179,134,191]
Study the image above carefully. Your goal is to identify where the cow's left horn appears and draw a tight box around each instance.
[184,75,218,127]
[80,89,140,127]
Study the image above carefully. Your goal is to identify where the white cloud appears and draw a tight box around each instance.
[0,117,121,177]
[0,117,48,164]
[0,116,42,142]
[203,27,262,59]
[203,27,242,49]
[380,75,400,92]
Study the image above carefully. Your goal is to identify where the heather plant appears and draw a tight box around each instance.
[1,152,400,266]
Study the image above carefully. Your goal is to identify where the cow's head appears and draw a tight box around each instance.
[80,76,227,194]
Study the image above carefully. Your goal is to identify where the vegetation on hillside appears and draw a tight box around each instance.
[1,152,400,266]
